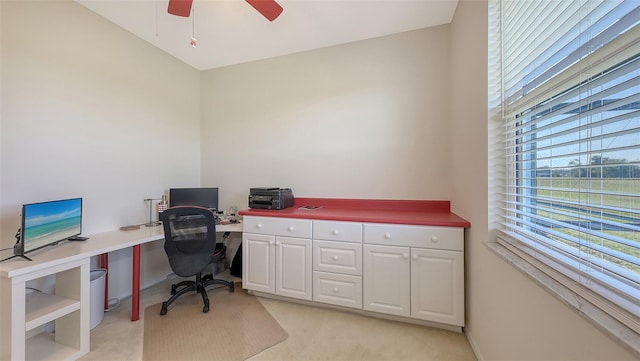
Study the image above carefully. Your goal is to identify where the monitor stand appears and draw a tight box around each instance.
[1,254,32,262]
[7,229,32,261]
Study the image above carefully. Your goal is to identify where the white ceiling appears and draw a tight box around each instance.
[76,0,459,71]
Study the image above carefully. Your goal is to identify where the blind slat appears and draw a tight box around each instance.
[501,192,640,217]
[506,2,640,104]
[500,213,640,274]
[501,198,640,234]
[506,22,640,117]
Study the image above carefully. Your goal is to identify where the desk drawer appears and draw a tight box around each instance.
[313,220,362,243]
[313,240,362,276]
[243,216,312,238]
[313,271,362,309]
[363,224,463,251]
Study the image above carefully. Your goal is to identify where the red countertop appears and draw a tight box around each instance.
[239,198,470,228]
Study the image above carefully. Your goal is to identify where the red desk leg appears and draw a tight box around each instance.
[132,244,141,321]
[100,253,109,310]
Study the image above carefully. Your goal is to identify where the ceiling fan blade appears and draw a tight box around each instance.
[245,0,283,21]
[167,0,193,17]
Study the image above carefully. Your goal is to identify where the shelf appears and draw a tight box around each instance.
[26,332,81,361]
[25,289,81,332]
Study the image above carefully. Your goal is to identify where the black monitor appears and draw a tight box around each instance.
[16,198,83,258]
[169,188,219,211]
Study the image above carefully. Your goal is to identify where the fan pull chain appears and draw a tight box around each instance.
[190,5,197,48]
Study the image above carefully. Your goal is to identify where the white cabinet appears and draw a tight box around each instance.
[411,248,464,325]
[242,217,312,301]
[362,244,410,316]
[242,215,465,329]
[312,220,363,309]
[276,236,312,300]
[1,258,90,361]
[241,233,275,294]
[363,223,464,326]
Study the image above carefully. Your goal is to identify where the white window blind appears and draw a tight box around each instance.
[494,0,640,332]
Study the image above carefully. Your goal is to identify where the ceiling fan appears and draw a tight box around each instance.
[167,0,283,21]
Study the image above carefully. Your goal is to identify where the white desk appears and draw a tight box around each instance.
[0,222,242,361]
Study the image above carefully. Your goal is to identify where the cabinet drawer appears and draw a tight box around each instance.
[313,240,362,276]
[313,220,362,243]
[363,224,463,251]
[313,271,362,309]
[243,216,312,238]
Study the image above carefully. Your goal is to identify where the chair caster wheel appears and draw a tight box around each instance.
[230,284,235,292]
[170,285,177,295]
[203,301,210,313]
[160,303,168,315]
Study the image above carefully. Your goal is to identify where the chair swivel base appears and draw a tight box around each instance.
[160,275,234,315]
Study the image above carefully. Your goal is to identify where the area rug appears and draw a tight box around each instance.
[143,283,288,361]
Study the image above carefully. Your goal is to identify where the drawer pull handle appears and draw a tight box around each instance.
[276,241,281,245]
[402,253,409,259]
[332,230,340,235]
[412,254,419,260]
[269,240,274,245]
[332,255,339,261]
[431,236,439,242]
[333,287,339,293]
[288,226,295,232]
[384,233,391,239]
[257,224,263,229]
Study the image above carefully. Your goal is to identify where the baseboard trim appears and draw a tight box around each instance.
[464,327,485,361]
[247,290,463,333]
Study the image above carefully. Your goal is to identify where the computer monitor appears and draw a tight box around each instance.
[17,197,83,256]
[169,188,219,211]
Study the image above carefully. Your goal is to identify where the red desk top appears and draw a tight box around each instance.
[239,198,470,228]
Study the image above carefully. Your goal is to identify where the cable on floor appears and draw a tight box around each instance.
[105,297,121,312]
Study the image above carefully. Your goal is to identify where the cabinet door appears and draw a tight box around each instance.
[411,248,464,326]
[276,236,312,300]
[363,244,410,317]
[242,233,275,294]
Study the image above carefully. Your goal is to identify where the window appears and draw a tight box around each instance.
[490,0,640,339]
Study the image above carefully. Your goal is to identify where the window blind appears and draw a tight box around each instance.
[494,0,640,330]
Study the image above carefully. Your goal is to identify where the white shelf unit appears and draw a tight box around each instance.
[0,225,170,361]
[1,258,90,361]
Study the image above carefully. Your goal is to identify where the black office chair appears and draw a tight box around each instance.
[159,206,234,315]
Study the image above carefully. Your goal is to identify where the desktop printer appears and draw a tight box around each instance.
[249,187,294,210]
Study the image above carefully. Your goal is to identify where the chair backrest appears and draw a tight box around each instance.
[161,206,217,277]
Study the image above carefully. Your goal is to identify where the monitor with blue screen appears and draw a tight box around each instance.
[17,197,83,257]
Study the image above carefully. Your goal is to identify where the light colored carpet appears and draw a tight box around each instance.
[143,283,288,361]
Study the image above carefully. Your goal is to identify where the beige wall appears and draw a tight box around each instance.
[0,0,201,299]
[200,26,452,210]
[449,1,636,360]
